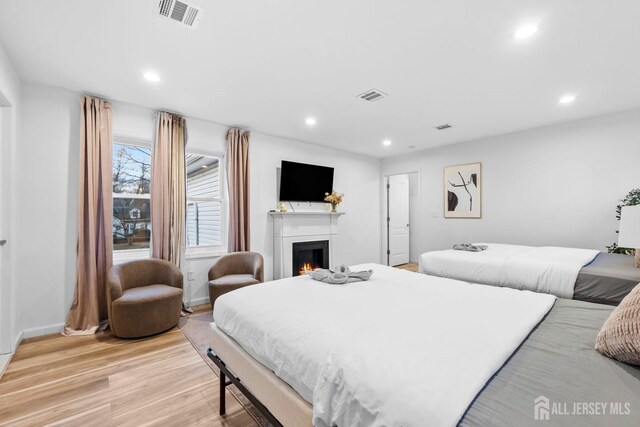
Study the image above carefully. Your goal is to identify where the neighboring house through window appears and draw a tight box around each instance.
[112,137,225,257]
[112,140,151,251]
[186,152,223,248]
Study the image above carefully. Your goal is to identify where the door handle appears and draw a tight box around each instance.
[0,240,6,246]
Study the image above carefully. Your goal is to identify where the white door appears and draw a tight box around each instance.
[388,174,410,266]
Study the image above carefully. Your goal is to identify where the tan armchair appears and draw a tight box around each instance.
[208,252,264,309]
[107,259,184,338]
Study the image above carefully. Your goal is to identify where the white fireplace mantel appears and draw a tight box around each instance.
[270,211,345,279]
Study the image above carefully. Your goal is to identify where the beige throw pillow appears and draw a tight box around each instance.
[595,282,640,365]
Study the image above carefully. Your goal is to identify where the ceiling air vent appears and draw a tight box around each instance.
[156,0,204,29]
[358,89,387,102]
[435,124,453,130]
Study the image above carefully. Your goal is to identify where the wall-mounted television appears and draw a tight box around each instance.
[279,161,334,202]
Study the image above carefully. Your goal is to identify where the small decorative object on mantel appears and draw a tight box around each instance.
[444,162,482,219]
[308,265,373,284]
[324,190,344,213]
[278,202,288,213]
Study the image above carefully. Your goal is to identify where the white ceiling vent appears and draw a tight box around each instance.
[435,124,453,130]
[358,89,387,102]
[156,0,204,29]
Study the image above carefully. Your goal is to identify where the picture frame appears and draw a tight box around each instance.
[444,162,482,218]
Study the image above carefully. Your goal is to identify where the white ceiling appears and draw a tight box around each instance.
[1,0,639,158]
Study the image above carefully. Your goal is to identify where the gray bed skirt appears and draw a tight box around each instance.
[574,252,640,305]
[459,299,640,426]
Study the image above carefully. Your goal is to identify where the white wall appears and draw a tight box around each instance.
[16,84,78,337]
[16,83,382,335]
[383,109,640,255]
[0,41,21,352]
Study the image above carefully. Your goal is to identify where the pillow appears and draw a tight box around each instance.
[595,282,640,365]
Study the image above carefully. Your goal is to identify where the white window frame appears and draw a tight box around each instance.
[111,137,227,262]
[184,147,227,259]
[112,136,153,263]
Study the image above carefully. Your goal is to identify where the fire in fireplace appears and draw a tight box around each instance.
[292,240,329,277]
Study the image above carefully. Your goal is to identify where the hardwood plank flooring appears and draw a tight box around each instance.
[0,327,258,427]
[395,262,418,272]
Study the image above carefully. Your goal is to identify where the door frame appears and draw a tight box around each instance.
[381,170,421,266]
[0,97,15,355]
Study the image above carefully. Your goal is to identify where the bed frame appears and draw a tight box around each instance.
[207,349,283,426]
[207,323,313,427]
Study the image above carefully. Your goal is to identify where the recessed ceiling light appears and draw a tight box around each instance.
[305,117,317,126]
[383,139,392,146]
[514,24,539,40]
[558,94,576,105]
[143,71,161,82]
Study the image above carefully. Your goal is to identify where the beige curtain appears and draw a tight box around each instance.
[64,96,113,335]
[226,128,250,251]
[151,112,187,267]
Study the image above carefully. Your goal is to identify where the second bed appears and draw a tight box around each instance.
[419,243,640,304]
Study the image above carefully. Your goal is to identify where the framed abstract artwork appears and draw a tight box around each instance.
[444,162,482,218]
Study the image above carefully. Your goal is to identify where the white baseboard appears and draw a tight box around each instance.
[13,330,23,352]
[0,353,12,380]
[188,296,210,308]
[17,300,211,341]
[21,323,64,339]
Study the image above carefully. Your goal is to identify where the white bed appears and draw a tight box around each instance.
[419,243,599,298]
[212,263,555,427]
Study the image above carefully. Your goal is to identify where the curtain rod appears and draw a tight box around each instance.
[81,92,111,102]
[157,109,185,117]
[228,125,251,131]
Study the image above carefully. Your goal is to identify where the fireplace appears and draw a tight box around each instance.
[292,240,329,276]
[270,211,343,279]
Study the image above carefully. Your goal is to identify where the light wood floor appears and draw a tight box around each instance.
[0,327,258,426]
[395,262,418,272]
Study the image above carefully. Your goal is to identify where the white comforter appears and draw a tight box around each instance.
[214,263,556,427]
[419,244,599,298]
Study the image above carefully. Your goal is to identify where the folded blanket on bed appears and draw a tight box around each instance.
[309,265,373,284]
[453,243,488,252]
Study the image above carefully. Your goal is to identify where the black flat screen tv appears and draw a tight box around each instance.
[279,161,334,202]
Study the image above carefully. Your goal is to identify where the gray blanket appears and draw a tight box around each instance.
[453,243,488,252]
[308,265,373,284]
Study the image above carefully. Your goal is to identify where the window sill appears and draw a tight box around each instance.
[185,248,227,260]
[112,247,226,263]
[113,248,150,264]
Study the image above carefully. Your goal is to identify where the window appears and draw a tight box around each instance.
[111,139,224,255]
[112,141,151,251]
[186,152,223,248]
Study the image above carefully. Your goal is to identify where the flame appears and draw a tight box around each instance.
[299,262,318,276]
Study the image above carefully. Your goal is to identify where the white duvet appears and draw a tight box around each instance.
[214,263,556,427]
[419,244,599,298]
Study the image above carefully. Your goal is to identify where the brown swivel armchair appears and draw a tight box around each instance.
[107,259,184,338]
[208,252,264,309]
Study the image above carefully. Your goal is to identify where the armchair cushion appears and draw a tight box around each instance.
[209,274,260,287]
